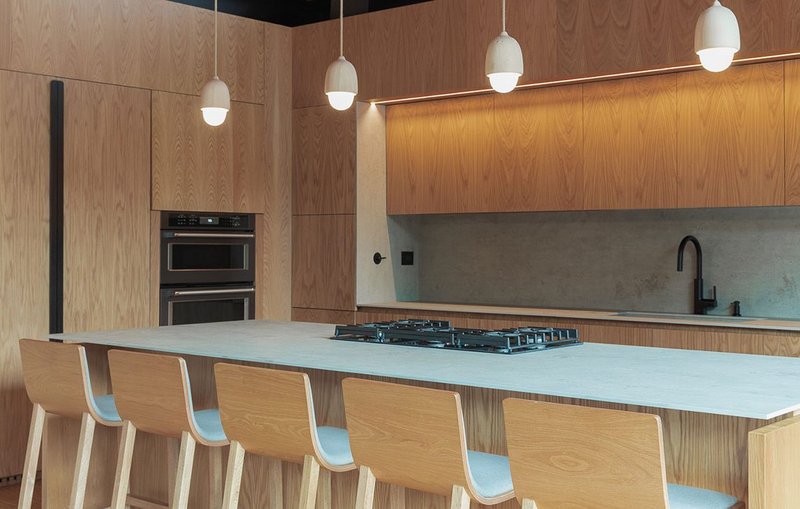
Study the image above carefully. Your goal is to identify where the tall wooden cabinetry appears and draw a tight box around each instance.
[0,71,51,478]
[291,106,357,323]
[63,80,152,332]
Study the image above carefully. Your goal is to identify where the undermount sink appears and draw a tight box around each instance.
[614,311,763,322]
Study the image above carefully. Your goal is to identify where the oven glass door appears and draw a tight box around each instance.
[161,233,255,285]
[160,286,256,326]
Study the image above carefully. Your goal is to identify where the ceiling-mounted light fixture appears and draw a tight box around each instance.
[695,0,740,73]
[485,0,523,93]
[200,0,230,126]
[324,0,358,111]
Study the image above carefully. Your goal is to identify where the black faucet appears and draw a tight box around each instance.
[677,235,717,315]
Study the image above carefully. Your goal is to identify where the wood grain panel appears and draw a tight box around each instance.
[676,62,784,208]
[749,415,800,508]
[260,24,293,321]
[292,215,355,311]
[3,0,264,103]
[293,107,356,216]
[583,74,677,209]
[291,308,355,325]
[0,71,50,478]
[151,91,266,213]
[785,60,800,205]
[63,80,151,333]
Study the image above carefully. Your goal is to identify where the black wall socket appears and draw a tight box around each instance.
[401,251,414,266]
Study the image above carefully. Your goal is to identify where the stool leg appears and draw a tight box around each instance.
[521,499,539,509]
[171,431,197,509]
[316,469,331,509]
[449,486,470,509]
[354,466,376,509]
[18,403,46,509]
[298,455,320,509]
[388,485,405,509]
[221,440,245,509]
[111,421,136,509]
[68,413,96,509]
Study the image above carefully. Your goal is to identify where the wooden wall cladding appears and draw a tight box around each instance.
[63,80,151,333]
[293,107,356,215]
[583,74,677,210]
[0,71,50,478]
[151,91,267,213]
[0,0,265,104]
[292,215,355,311]
[386,84,583,214]
[676,62,784,208]
[784,60,800,205]
[292,0,800,108]
[291,308,356,325]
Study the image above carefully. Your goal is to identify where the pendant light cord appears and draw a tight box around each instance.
[339,0,344,57]
[502,0,506,32]
[214,0,219,77]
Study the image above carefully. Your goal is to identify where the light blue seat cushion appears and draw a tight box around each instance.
[467,450,514,499]
[668,483,738,509]
[316,426,354,466]
[91,394,121,423]
[193,408,227,443]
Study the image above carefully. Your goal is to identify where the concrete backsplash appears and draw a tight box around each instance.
[404,207,800,319]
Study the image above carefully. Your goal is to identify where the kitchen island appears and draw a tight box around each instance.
[47,320,800,508]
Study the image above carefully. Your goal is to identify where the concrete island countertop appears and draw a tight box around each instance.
[359,301,800,332]
[52,320,800,420]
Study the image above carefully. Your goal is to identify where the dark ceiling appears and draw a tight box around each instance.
[168,0,431,27]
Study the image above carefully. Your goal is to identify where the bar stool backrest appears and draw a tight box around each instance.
[19,339,93,420]
[215,363,322,465]
[503,399,669,509]
[108,349,194,439]
[342,377,472,497]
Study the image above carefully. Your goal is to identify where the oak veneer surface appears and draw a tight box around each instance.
[293,107,356,215]
[583,74,677,210]
[63,79,151,333]
[676,62,784,208]
[0,0,265,103]
[0,70,49,478]
[748,415,800,508]
[0,482,40,509]
[292,308,356,325]
[292,215,355,311]
[785,60,800,205]
[151,91,267,213]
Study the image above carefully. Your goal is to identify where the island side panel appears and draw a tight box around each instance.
[41,345,769,508]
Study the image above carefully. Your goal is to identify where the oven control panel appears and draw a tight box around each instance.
[162,212,254,231]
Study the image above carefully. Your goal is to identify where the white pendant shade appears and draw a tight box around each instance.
[200,76,230,126]
[695,0,740,72]
[325,56,358,111]
[486,0,523,94]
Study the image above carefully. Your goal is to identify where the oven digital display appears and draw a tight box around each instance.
[199,216,219,225]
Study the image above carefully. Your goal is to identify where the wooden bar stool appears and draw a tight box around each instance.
[342,378,515,509]
[107,349,229,509]
[18,338,122,509]
[503,399,741,509]
[214,363,356,509]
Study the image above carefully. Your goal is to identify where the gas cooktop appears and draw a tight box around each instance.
[332,319,581,354]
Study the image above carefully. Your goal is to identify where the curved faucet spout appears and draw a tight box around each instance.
[677,235,703,280]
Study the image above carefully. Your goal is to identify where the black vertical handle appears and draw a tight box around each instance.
[49,80,64,335]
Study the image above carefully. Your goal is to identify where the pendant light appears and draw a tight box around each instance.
[324,0,358,111]
[200,0,230,126]
[695,0,740,73]
[485,0,523,93]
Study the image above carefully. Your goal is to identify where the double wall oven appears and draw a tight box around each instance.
[159,211,256,326]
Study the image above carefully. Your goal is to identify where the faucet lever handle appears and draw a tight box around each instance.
[711,285,717,302]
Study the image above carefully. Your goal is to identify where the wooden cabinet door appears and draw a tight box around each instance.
[583,74,677,210]
[151,91,266,213]
[676,62,784,208]
[63,80,151,332]
[0,70,51,478]
[785,60,800,205]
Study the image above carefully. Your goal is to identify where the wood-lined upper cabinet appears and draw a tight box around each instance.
[151,91,267,213]
[784,60,800,205]
[0,70,51,478]
[293,106,356,215]
[676,62,784,208]
[583,74,677,210]
[63,79,151,332]
[292,215,355,311]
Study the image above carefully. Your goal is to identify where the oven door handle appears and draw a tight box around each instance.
[168,232,255,239]
[172,287,255,297]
